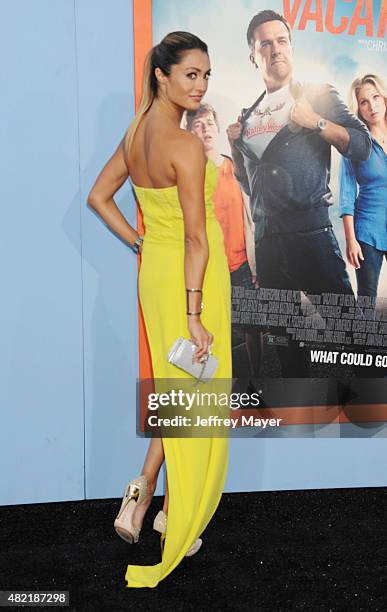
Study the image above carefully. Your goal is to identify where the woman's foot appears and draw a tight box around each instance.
[153,510,203,557]
[131,477,156,530]
[114,475,155,543]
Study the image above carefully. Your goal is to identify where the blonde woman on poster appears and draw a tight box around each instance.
[87,32,231,588]
[340,74,387,300]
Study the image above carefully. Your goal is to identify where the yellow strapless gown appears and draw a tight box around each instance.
[125,159,231,588]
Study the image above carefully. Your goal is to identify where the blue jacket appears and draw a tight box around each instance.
[231,82,372,243]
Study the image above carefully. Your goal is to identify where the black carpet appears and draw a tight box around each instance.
[1,488,387,611]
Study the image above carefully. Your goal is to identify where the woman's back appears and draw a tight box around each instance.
[128,111,198,190]
[133,158,220,251]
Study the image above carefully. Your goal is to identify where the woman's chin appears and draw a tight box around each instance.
[186,99,203,111]
[365,114,383,127]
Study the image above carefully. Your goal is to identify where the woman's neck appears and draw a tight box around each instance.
[370,119,387,153]
[369,117,387,139]
[151,97,183,126]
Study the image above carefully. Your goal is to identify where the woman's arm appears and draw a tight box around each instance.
[339,157,363,269]
[87,138,141,249]
[339,156,358,217]
[172,133,213,360]
[342,215,364,269]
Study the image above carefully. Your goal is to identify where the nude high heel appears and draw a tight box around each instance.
[114,475,148,544]
[153,510,203,557]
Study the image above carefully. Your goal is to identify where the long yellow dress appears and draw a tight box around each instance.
[125,159,231,588]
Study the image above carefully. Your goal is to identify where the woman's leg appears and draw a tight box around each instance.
[356,241,384,299]
[132,437,165,529]
[162,472,169,514]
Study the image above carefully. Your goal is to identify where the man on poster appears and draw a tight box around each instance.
[228,9,371,377]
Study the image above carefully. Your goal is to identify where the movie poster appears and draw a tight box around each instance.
[136,1,387,431]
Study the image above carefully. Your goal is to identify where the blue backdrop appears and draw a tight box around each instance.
[1,0,386,506]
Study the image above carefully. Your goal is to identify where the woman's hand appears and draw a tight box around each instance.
[188,316,214,364]
[251,274,260,289]
[346,237,364,269]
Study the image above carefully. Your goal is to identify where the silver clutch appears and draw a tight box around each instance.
[167,337,218,381]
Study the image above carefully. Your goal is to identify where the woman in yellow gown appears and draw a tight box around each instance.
[87,32,231,588]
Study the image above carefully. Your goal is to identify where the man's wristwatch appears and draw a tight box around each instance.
[131,235,144,254]
[316,117,327,132]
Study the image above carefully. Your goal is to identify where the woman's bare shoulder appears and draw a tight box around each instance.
[171,131,206,169]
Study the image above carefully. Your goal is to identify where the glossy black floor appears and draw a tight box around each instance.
[1,488,386,611]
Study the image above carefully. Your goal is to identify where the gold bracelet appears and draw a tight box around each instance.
[186,288,203,316]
